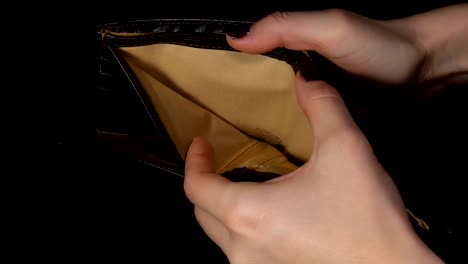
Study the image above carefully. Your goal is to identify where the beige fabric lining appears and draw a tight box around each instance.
[119,44,313,175]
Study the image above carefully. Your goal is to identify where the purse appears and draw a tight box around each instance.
[95,17,459,262]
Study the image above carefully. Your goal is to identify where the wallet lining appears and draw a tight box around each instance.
[118,44,313,175]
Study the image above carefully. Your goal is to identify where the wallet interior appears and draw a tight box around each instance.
[119,44,313,175]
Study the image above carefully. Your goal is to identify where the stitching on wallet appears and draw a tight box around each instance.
[106,33,226,41]
[101,21,249,32]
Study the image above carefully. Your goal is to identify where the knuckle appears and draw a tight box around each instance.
[322,9,356,53]
[265,11,292,46]
[222,191,265,235]
[327,8,354,30]
[268,11,291,25]
[223,195,249,229]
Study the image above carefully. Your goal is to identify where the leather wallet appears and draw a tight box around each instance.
[97,18,314,181]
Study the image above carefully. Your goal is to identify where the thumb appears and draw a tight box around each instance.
[296,65,358,143]
[185,136,216,175]
[226,10,349,55]
[184,137,232,218]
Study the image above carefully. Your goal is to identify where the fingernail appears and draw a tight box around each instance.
[226,30,249,39]
[299,60,321,82]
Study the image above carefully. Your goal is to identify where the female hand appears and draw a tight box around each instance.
[184,75,444,264]
[182,6,468,263]
[227,5,468,85]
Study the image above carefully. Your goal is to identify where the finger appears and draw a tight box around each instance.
[227,10,362,56]
[184,137,233,220]
[194,206,230,250]
[226,10,418,83]
[295,72,359,143]
[185,136,216,175]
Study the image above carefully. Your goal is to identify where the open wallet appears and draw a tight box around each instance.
[96,19,314,181]
[95,18,461,262]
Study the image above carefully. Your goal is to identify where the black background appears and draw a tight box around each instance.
[52,0,467,262]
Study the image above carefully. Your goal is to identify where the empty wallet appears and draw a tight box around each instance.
[96,18,316,181]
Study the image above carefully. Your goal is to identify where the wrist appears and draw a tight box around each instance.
[402,4,468,82]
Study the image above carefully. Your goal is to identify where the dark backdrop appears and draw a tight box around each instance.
[56,1,467,262]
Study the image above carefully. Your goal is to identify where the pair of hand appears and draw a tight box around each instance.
[184,5,467,264]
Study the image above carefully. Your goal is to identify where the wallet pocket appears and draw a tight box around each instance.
[97,19,313,179]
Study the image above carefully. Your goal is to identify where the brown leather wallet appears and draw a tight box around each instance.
[97,19,313,180]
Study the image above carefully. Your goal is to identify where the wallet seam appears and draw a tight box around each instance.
[99,20,252,32]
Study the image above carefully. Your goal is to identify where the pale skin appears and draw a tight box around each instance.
[183,4,468,264]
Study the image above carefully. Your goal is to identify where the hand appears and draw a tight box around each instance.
[226,5,468,85]
[183,75,444,263]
